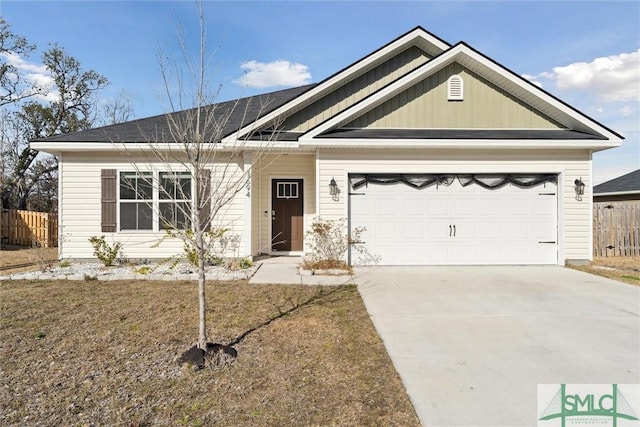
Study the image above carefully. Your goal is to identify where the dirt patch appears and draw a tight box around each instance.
[571,256,640,286]
[0,279,419,426]
[0,246,57,272]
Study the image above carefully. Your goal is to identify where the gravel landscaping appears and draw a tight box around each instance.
[0,260,257,281]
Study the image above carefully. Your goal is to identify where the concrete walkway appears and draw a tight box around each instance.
[355,266,640,427]
[249,256,356,285]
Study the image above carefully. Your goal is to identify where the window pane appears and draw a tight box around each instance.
[120,173,136,200]
[176,202,191,229]
[159,172,174,200]
[138,202,153,230]
[120,203,137,229]
[180,177,191,200]
[159,202,173,229]
[291,183,297,198]
[138,175,153,200]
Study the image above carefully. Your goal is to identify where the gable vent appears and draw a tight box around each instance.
[447,75,464,101]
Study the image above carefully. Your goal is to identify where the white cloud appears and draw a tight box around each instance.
[526,50,640,103]
[233,60,311,89]
[1,51,57,102]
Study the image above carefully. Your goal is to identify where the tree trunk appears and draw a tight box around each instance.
[196,222,207,350]
[198,261,207,349]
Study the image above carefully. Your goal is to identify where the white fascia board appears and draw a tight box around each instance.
[30,142,226,152]
[297,138,622,150]
[593,190,640,197]
[302,44,623,143]
[221,28,449,144]
[222,141,301,150]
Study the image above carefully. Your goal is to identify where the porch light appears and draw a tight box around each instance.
[329,178,338,196]
[574,178,585,200]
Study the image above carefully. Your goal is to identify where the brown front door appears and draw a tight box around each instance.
[272,179,303,251]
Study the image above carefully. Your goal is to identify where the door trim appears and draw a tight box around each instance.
[269,176,305,255]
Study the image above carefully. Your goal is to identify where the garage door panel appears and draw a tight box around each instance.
[349,176,557,265]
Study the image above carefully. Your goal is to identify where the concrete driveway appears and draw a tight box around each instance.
[355,266,640,427]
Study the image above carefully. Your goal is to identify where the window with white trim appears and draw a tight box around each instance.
[159,172,192,230]
[119,172,153,230]
[118,171,192,231]
[447,74,464,101]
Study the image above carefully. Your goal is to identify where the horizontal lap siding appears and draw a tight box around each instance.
[317,149,592,263]
[251,154,316,254]
[61,153,244,260]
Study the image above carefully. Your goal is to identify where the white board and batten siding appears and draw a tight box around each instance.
[317,149,593,265]
[59,153,246,260]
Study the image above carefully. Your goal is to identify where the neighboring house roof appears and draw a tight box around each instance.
[593,169,640,195]
[33,84,316,143]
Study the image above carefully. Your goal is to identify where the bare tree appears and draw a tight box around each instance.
[0,17,42,107]
[0,44,109,210]
[97,90,134,126]
[117,3,280,352]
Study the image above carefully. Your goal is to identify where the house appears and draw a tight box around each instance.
[31,27,623,265]
[593,169,640,202]
[592,169,640,257]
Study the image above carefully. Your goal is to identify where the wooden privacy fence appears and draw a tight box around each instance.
[0,209,58,248]
[593,201,640,257]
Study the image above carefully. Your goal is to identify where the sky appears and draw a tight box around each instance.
[1,0,639,184]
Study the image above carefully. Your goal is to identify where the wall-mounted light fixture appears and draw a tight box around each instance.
[329,178,339,201]
[574,178,585,201]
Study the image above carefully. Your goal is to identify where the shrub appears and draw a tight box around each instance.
[88,236,122,267]
[226,257,254,271]
[181,228,235,267]
[133,266,151,275]
[304,218,365,269]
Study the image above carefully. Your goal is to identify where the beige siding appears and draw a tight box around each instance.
[283,46,430,132]
[317,149,592,264]
[251,154,316,254]
[347,62,563,129]
[60,153,245,260]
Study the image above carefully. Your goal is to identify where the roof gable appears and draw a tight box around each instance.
[344,60,564,130]
[222,26,450,142]
[300,42,624,143]
[282,45,432,132]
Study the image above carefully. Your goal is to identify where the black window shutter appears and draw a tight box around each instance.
[101,169,117,232]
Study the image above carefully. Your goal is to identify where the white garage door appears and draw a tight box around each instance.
[349,175,558,265]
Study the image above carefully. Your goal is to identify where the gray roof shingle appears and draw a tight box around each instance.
[33,84,316,143]
[593,169,640,194]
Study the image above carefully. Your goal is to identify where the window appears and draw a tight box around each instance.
[118,171,193,231]
[277,182,299,199]
[447,74,464,101]
[120,172,153,230]
[159,172,192,230]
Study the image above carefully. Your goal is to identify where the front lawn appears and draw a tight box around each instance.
[0,279,418,426]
